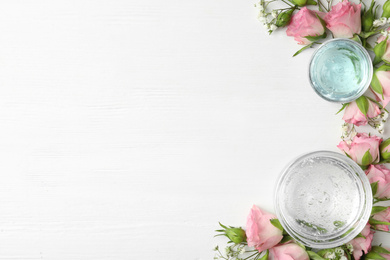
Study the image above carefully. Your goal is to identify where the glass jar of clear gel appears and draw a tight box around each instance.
[274,151,372,248]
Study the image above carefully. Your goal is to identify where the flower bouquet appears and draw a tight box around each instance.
[213,0,390,259]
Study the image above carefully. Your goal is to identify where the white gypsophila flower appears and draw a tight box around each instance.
[342,123,349,133]
[325,252,336,259]
[263,23,270,29]
[383,111,389,121]
[373,20,382,27]
[335,248,344,256]
[377,122,385,131]
[239,247,245,254]
[382,30,389,37]
[258,16,267,23]
[381,17,388,24]
[258,11,265,18]
[340,257,347,260]
[270,24,277,31]
[346,243,353,253]
[272,10,278,18]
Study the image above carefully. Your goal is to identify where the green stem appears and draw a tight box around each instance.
[243,252,259,260]
[280,0,294,7]
[318,0,328,11]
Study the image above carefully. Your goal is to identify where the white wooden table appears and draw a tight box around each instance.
[0,1,388,259]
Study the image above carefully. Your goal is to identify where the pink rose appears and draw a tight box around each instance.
[348,223,374,260]
[366,164,390,199]
[286,7,325,45]
[269,243,309,260]
[246,205,283,252]
[372,207,390,231]
[342,98,381,126]
[337,133,382,166]
[371,69,390,107]
[324,0,361,38]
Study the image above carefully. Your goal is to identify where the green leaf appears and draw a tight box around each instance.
[219,222,228,229]
[372,206,388,215]
[259,249,269,260]
[336,103,349,114]
[307,251,326,260]
[270,219,284,232]
[361,149,373,166]
[372,246,390,254]
[371,73,384,98]
[293,42,315,57]
[333,220,345,228]
[369,218,390,225]
[365,251,387,260]
[304,33,326,42]
[280,235,293,244]
[306,0,317,5]
[374,37,388,65]
[380,138,390,153]
[317,249,334,257]
[372,181,379,197]
[355,96,369,116]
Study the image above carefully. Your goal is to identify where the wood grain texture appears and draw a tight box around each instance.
[0,0,387,259]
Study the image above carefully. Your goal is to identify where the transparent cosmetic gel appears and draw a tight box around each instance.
[309,39,373,102]
[274,151,372,248]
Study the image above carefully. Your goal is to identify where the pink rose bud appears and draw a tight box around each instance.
[286,7,326,45]
[269,243,309,260]
[245,205,283,252]
[366,164,390,199]
[371,65,390,107]
[348,223,375,260]
[324,0,361,38]
[337,133,382,167]
[342,96,381,126]
[371,207,390,231]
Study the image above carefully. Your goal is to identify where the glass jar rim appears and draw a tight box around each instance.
[308,38,373,103]
[274,150,372,249]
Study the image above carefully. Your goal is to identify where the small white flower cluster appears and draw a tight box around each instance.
[255,0,278,33]
[213,244,246,260]
[369,110,388,134]
[374,17,390,28]
[341,123,357,142]
[323,247,348,260]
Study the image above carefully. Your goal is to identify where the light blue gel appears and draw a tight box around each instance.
[309,39,373,102]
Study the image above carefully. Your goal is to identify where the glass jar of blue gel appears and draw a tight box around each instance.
[309,39,373,102]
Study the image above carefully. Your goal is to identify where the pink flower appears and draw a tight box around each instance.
[342,99,381,126]
[246,205,283,252]
[372,207,390,231]
[324,0,361,38]
[286,7,325,45]
[366,165,390,199]
[372,70,390,107]
[337,133,382,166]
[348,223,374,260]
[269,243,309,260]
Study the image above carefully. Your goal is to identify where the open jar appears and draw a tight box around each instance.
[309,39,373,102]
[274,151,372,248]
